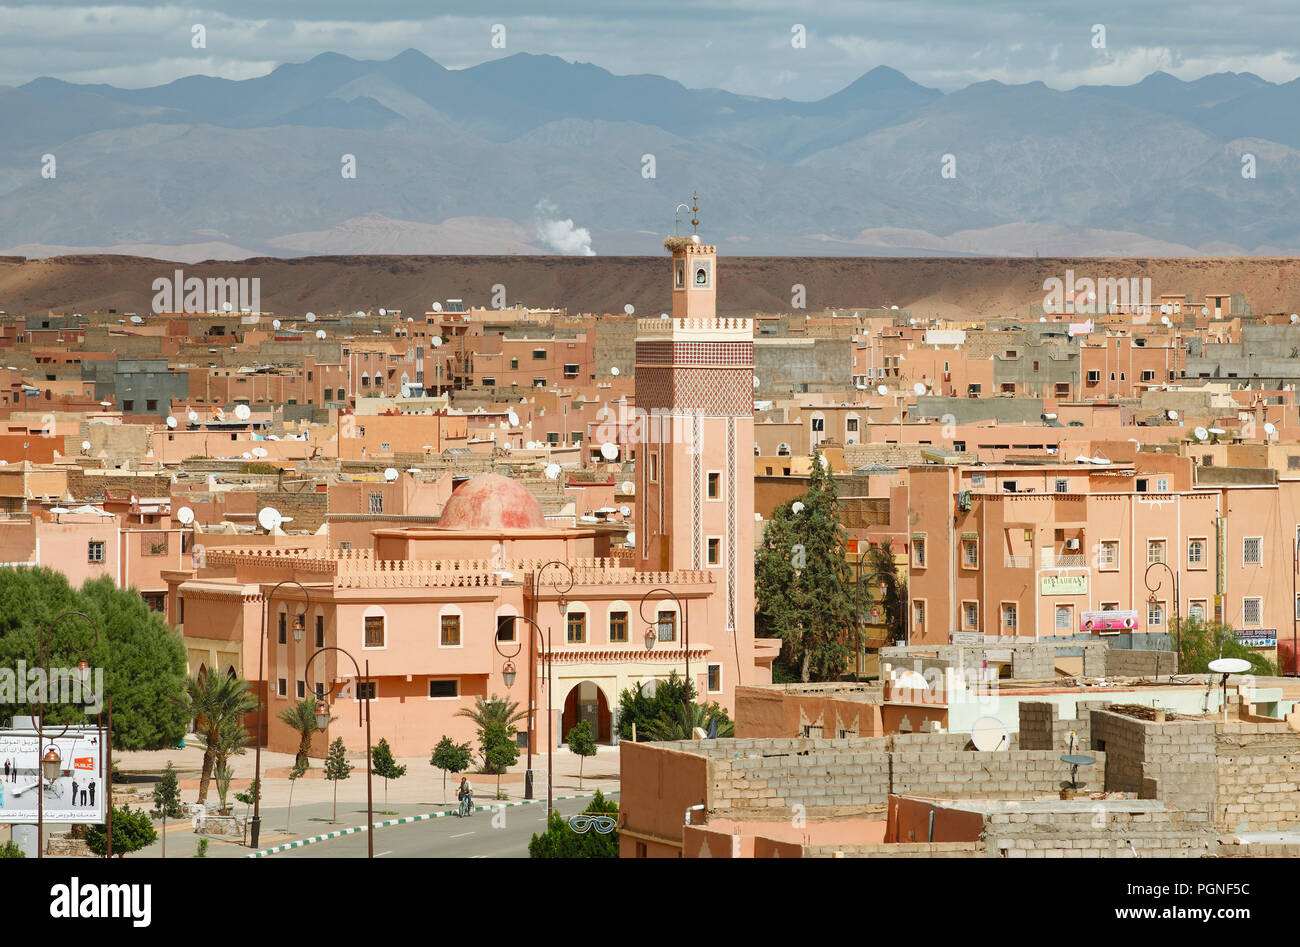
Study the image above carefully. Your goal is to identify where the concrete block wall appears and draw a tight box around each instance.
[984,808,1214,859]
[880,642,1105,681]
[1104,648,1179,678]
[1018,702,1090,752]
[804,842,984,858]
[1215,723,1300,833]
[1089,710,1217,818]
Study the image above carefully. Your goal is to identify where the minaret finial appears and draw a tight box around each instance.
[691,191,699,234]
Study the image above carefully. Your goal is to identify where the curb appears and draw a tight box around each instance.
[243,790,621,858]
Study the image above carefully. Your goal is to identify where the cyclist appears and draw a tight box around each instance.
[457,776,474,817]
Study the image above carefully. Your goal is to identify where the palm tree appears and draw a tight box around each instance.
[456,694,526,770]
[643,700,735,742]
[185,669,258,804]
[278,698,332,768]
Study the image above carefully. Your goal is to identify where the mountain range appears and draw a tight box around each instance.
[3,50,1299,259]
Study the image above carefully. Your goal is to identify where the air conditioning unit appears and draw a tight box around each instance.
[1065,539,1080,550]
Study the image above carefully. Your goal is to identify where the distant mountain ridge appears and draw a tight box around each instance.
[3,50,1299,258]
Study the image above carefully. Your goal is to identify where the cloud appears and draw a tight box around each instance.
[532,200,595,256]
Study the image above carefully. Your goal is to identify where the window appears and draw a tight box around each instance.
[277,678,287,697]
[913,601,926,628]
[564,363,579,376]
[533,378,547,387]
[87,541,105,563]
[146,399,158,412]
[278,613,287,644]
[657,610,676,642]
[1141,370,1155,382]
[1187,539,1205,567]
[496,615,517,642]
[707,472,720,499]
[1054,478,1068,493]
[846,417,859,433]
[1147,540,1165,565]
[429,680,458,699]
[481,377,495,387]
[532,348,547,360]
[1100,541,1119,570]
[962,602,979,631]
[609,611,628,643]
[510,358,518,370]
[1243,537,1262,566]
[1136,478,1149,493]
[1002,603,1017,631]
[971,473,986,487]
[1055,604,1073,631]
[913,538,926,567]
[1243,597,1262,626]
[1087,370,1101,383]
[1189,601,1206,623]
[356,681,377,700]
[315,615,325,648]
[566,612,587,644]
[811,416,824,433]
[123,400,134,411]
[1002,481,1017,493]
[707,538,720,566]
[962,540,978,568]
[707,664,722,693]
[1147,602,1164,627]
[364,615,385,648]
[296,680,305,699]
[440,615,461,647]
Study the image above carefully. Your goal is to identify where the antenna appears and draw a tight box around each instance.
[176,506,195,526]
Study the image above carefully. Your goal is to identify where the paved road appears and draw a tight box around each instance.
[274,796,600,858]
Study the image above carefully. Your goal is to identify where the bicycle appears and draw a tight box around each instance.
[458,794,473,817]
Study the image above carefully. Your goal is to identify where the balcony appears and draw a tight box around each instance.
[1003,556,1033,569]
[1051,554,1086,568]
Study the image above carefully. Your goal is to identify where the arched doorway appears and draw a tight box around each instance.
[562,681,611,743]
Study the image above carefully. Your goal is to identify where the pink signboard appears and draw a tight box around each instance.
[1081,609,1138,633]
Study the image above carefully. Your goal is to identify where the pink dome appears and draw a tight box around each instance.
[438,473,546,530]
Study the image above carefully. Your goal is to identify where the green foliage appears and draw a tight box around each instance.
[240,462,280,475]
[861,539,908,647]
[1178,618,1276,675]
[567,719,596,788]
[194,838,208,858]
[371,737,406,806]
[86,804,158,857]
[235,776,260,808]
[213,762,234,814]
[151,761,183,819]
[324,737,352,823]
[528,790,618,858]
[482,719,519,776]
[616,671,733,741]
[457,694,524,773]
[185,668,257,804]
[754,449,856,681]
[0,840,24,858]
[0,568,189,749]
[277,698,330,768]
[430,735,473,800]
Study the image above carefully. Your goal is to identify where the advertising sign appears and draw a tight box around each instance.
[1081,609,1139,633]
[1236,628,1277,649]
[1041,574,1088,595]
[0,727,105,824]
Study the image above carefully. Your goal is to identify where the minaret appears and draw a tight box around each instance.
[635,198,754,649]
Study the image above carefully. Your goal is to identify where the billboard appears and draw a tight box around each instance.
[1081,610,1139,633]
[1236,628,1277,649]
[0,727,105,824]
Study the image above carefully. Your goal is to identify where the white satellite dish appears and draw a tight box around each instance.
[241,452,253,460]
[619,505,631,517]
[223,302,232,312]
[316,329,326,339]
[1074,454,1091,463]
[507,409,519,426]
[611,366,620,377]
[1160,304,1170,314]
[251,447,268,458]
[1194,427,1208,440]
[80,440,91,451]
[379,308,386,316]
[791,501,805,514]
[1292,314,1299,325]
[1208,658,1251,674]
[525,440,537,450]
[129,315,143,324]
[384,467,399,482]
[913,382,926,396]
[1265,421,1278,436]
[626,531,636,546]
[624,304,634,314]
[877,385,888,396]
[622,480,634,494]
[257,507,282,531]
[970,716,1010,752]
[1161,315,1171,326]
[895,669,927,689]
[431,337,442,347]
[600,442,619,460]
[166,416,178,428]
[176,506,195,525]
[432,302,442,312]
[1166,410,1179,420]
[188,410,199,422]
[306,312,316,322]
[235,404,251,421]
[273,319,281,329]
[544,464,562,480]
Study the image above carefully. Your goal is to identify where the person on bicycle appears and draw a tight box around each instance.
[457,776,474,816]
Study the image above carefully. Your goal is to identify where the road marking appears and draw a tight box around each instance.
[449,831,475,838]
[376,850,393,857]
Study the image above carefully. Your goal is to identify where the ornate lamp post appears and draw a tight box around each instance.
[522,561,573,801]
[639,587,689,686]
[305,645,374,858]
[495,613,553,823]
[1145,560,1181,667]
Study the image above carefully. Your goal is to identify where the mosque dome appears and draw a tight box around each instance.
[437,473,547,530]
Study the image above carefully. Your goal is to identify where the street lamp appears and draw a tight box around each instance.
[494,613,552,823]
[305,645,375,858]
[1144,560,1181,669]
[524,561,573,801]
[251,579,312,850]
[35,610,104,860]
[640,587,689,687]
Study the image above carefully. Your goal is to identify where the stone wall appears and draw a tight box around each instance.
[803,841,984,858]
[880,642,1106,681]
[1215,722,1300,833]
[1018,701,1091,752]
[1104,648,1179,678]
[984,807,1214,859]
[1090,710,1217,818]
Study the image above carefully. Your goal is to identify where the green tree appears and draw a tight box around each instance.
[371,737,406,808]
[456,694,525,773]
[277,697,332,768]
[0,840,24,858]
[861,538,908,647]
[86,804,158,857]
[323,737,353,823]
[616,672,734,742]
[754,448,856,681]
[285,759,308,833]
[430,736,473,804]
[213,762,235,814]
[1178,618,1276,675]
[482,720,519,796]
[185,669,257,804]
[566,720,597,789]
[528,790,618,858]
[0,569,188,748]
[151,761,183,858]
[643,697,735,742]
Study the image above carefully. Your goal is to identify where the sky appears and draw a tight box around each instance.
[2,1,1299,97]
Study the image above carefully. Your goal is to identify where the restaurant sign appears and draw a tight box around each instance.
[1040,574,1088,595]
